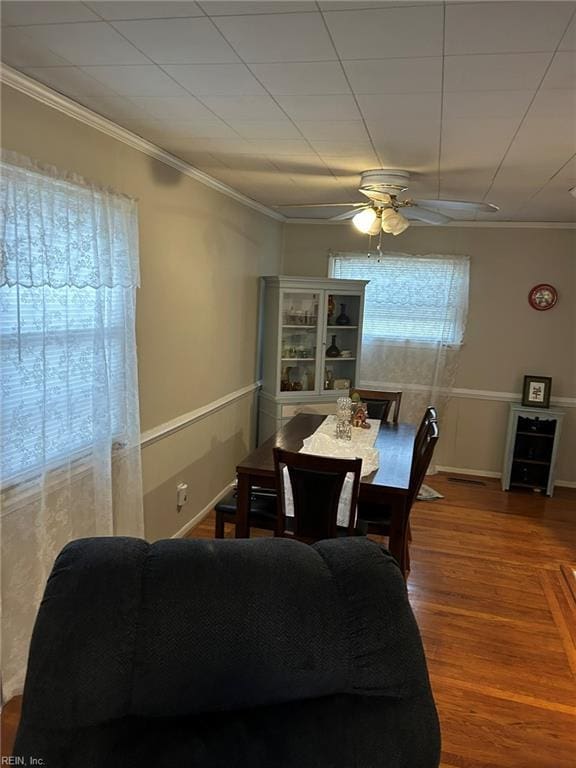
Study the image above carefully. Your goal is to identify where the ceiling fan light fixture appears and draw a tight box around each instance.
[352,206,379,234]
[381,207,409,236]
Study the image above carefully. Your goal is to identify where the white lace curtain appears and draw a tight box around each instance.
[0,153,144,702]
[330,252,470,445]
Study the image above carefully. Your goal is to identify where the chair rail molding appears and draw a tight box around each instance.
[0,65,284,222]
[141,381,262,448]
[359,382,576,408]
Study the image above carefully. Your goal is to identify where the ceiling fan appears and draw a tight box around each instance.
[283,169,499,235]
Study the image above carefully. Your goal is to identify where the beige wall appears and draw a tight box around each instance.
[282,223,576,483]
[1,84,283,538]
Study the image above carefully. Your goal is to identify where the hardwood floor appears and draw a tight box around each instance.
[3,474,575,766]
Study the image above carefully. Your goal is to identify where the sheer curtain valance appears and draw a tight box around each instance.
[1,154,139,289]
[1,152,143,702]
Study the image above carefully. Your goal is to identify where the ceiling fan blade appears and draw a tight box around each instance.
[403,206,452,225]
[330,207,367,221]
[411,198,499,213]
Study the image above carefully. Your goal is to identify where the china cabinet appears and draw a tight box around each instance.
[258,276,368,443]
[502,404,564,497]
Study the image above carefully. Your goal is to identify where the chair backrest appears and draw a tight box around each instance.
[273,448,362,542]
[413,406,438,455]
[350,389,403,423]
[407,417,440,510]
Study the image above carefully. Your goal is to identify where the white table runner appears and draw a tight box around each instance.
[299,415,381,478]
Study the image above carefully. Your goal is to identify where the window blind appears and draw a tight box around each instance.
[330,253,469,345]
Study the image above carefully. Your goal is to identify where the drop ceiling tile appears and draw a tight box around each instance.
[23,66,117,98]
[217,153,279,173]
[438,170,495,201]
[443,90,534,120]
[163,64,265,95]
[88,2,204,20]
[295,120,369,141]
[310,140,374,157]
[150,120,240,139]
[228,121,302,139]
[78,95,152,122]
[130,95,217,120]
[18,22,149,65]
[248,139,316,156]
[369,118,440,172]
[319,2,425,9]
[271,156,333,177]
[183,137,256,155]
[541,51,576,90]
[275,95,360,122]
[199,2,315,14]
[199,94,286,121]
[526,87,576,118]
[82,65,188,96]
[445,2,574,55]
[321,154,381,176]
[343,57,442,94]
[358,92,441,123]
[444,53,551,92]
[212,12,336,63]
[112,18,239,64]
[1,2,100,25]
[1,28,73,66]
[440,117,521,172]
[323,5,443,60]
[559,12,576,51]
[250,62,349,95]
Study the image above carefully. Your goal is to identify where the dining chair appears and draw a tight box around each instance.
[357,408,440,578]
[214,487,277,538]
[273,448,363,543]
[350,389,403,423]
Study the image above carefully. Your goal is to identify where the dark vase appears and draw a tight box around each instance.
[336,304,350,325]
[326,335,340,358]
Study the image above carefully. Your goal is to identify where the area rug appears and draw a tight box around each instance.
[417,484,444,501]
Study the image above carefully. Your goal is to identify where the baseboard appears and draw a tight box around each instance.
[171,482,234,539]
[437,465,576,489]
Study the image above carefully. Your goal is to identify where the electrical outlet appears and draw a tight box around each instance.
[176,482,188,510]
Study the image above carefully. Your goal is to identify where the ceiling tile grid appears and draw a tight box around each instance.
[0,0,574,223]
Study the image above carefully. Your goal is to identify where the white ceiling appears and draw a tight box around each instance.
[1,1,576,222]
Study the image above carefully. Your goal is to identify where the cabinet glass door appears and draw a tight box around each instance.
[279,291,320,394]
[322,293,362,393]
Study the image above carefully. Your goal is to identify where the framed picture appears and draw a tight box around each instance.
[522,375,552,409]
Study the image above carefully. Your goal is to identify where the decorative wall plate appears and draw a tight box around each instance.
[528,284,558,311]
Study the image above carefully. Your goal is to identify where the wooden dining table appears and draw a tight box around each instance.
[235,413,417,554]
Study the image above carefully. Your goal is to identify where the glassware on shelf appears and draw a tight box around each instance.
[327,294,336,324]
[324,367,334,390]
[336,303,351,325]
[326,334,340,358]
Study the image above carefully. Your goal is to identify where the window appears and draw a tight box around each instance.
[329,252,469,345]
[0,284,130,480]
[0,156,140,484]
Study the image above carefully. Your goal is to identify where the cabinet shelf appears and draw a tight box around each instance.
[281,357,315,362]
[512,458,550,466]
[282,325,317,329]
[326,325,358,330]
[516,430,554,438]
[510,481,546,490]
[325,357,356,361]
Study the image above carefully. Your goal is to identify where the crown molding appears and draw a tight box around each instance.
[284,218,576,228]
[0,65,285,223]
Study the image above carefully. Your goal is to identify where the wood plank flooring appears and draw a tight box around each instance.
[2,474,575,766]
